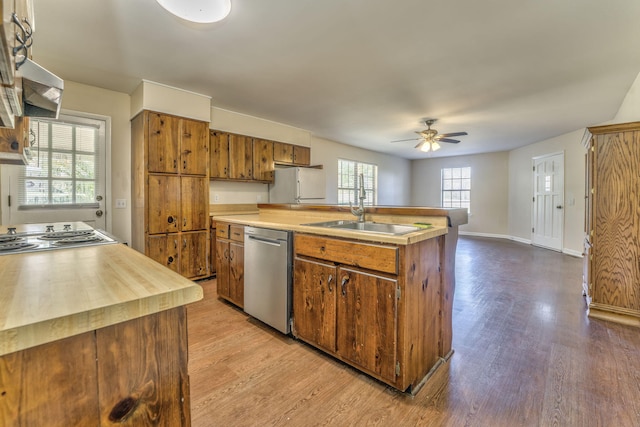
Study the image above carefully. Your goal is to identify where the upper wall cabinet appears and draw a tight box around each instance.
[210,130,311,183]
[148,112,208,176]
[273,141,310,166]
[210,131,253,180]
[253,138,274,182]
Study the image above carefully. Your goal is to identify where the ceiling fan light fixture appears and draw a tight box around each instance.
[419,140,441,152]
[156,0,231,23]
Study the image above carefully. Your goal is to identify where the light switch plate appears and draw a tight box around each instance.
[115,199,127,209]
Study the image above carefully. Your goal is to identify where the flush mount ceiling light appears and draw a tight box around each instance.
[156,0,231,23]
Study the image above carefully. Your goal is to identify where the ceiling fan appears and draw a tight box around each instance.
[391,119,468,152]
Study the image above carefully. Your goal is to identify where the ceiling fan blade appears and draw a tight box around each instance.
[414,141,424,149]
[437,132,468,138]
[390,137,421,143]
[437,138,460,144]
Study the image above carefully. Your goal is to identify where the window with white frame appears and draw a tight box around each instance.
[19,117,103,208]
[441,167,470,211]
[337,159,377,206]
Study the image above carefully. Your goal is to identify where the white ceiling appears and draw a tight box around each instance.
[32,0,640,159]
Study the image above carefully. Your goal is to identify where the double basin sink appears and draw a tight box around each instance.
[302,220,424,236]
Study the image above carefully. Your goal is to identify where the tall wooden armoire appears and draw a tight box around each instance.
[583,121,640,326]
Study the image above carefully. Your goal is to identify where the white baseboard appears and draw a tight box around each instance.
[459,231,582,258]
[562,248,583,258]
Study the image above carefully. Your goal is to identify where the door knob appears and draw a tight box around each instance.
[556,205,563,209]
[96,209,103,217]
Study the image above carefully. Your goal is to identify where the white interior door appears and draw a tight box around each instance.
[532,152,564,251]
[0,112,108,229]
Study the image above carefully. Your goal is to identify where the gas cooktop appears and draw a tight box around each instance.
[0,223,118,255]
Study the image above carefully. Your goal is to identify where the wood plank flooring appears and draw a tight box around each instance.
[187,236,640,426]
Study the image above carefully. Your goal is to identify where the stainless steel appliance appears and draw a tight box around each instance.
[243,226,292,334]
[0,222,118,255]
[268,167,326,204]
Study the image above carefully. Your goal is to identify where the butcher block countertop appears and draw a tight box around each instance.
[210,204,466,245]
[0,243,203,356]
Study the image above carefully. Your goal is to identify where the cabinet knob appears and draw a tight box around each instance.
[168,256,174,264]
[327,274,333,292]
[168,216,174,224]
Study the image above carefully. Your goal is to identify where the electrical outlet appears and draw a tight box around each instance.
[115,199,127,209]
[214,194,220,202]
[257,194,262,202]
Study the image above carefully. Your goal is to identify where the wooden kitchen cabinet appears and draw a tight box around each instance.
[215,222,244,307]
[252,138,275,182]
[583,121,640,326]
[147,233,180,274]
[132,110,210,280]
[146,112,208,176]
[147,174,180,234]
[273,141,311,166]
[147,175,208,234]
[0,307,191,426]
[210,130,230,179]
[293,258,337,352]
[336,267,398,383]
[210,218,216,276]
[0,115,30,165]
[293,232,443,393]
[211,130,311,182]
[210,131,253,180]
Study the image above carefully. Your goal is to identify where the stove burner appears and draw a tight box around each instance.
[38,230,94,241]
[52,235,105,245]
[0,241,39,252]
[0,235,22,243]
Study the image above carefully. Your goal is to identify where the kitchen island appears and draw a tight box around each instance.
[0,240,203,426]
[212,204,467,393]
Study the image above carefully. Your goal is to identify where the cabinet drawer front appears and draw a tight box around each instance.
[216,223,230,239]
[230,224,244,242]
[295,234,398,275]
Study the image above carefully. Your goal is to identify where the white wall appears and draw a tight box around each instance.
[310,136,411,205]
[613,71,640,123]
[508,130,585,254]
[410,152,509,235]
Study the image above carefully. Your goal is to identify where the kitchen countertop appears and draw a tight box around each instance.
[0,243,203,356]
[211,211,448,245]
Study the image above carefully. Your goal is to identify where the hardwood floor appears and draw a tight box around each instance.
[188,236,640,426]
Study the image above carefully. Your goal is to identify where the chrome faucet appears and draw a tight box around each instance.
[349,173,366,223]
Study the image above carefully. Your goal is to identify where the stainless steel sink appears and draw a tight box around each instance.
[302,220,422,236]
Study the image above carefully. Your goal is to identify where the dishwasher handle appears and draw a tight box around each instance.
[247,234,284,247]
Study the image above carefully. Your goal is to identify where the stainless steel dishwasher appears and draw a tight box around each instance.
[244,226,292,334]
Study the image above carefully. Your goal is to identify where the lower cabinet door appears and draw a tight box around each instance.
[229,241,244,307]
[147,234,180,273]
[216,239,230,299]
[293,257,337,352]
[336,267,398,383]
[180,231,209,279]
